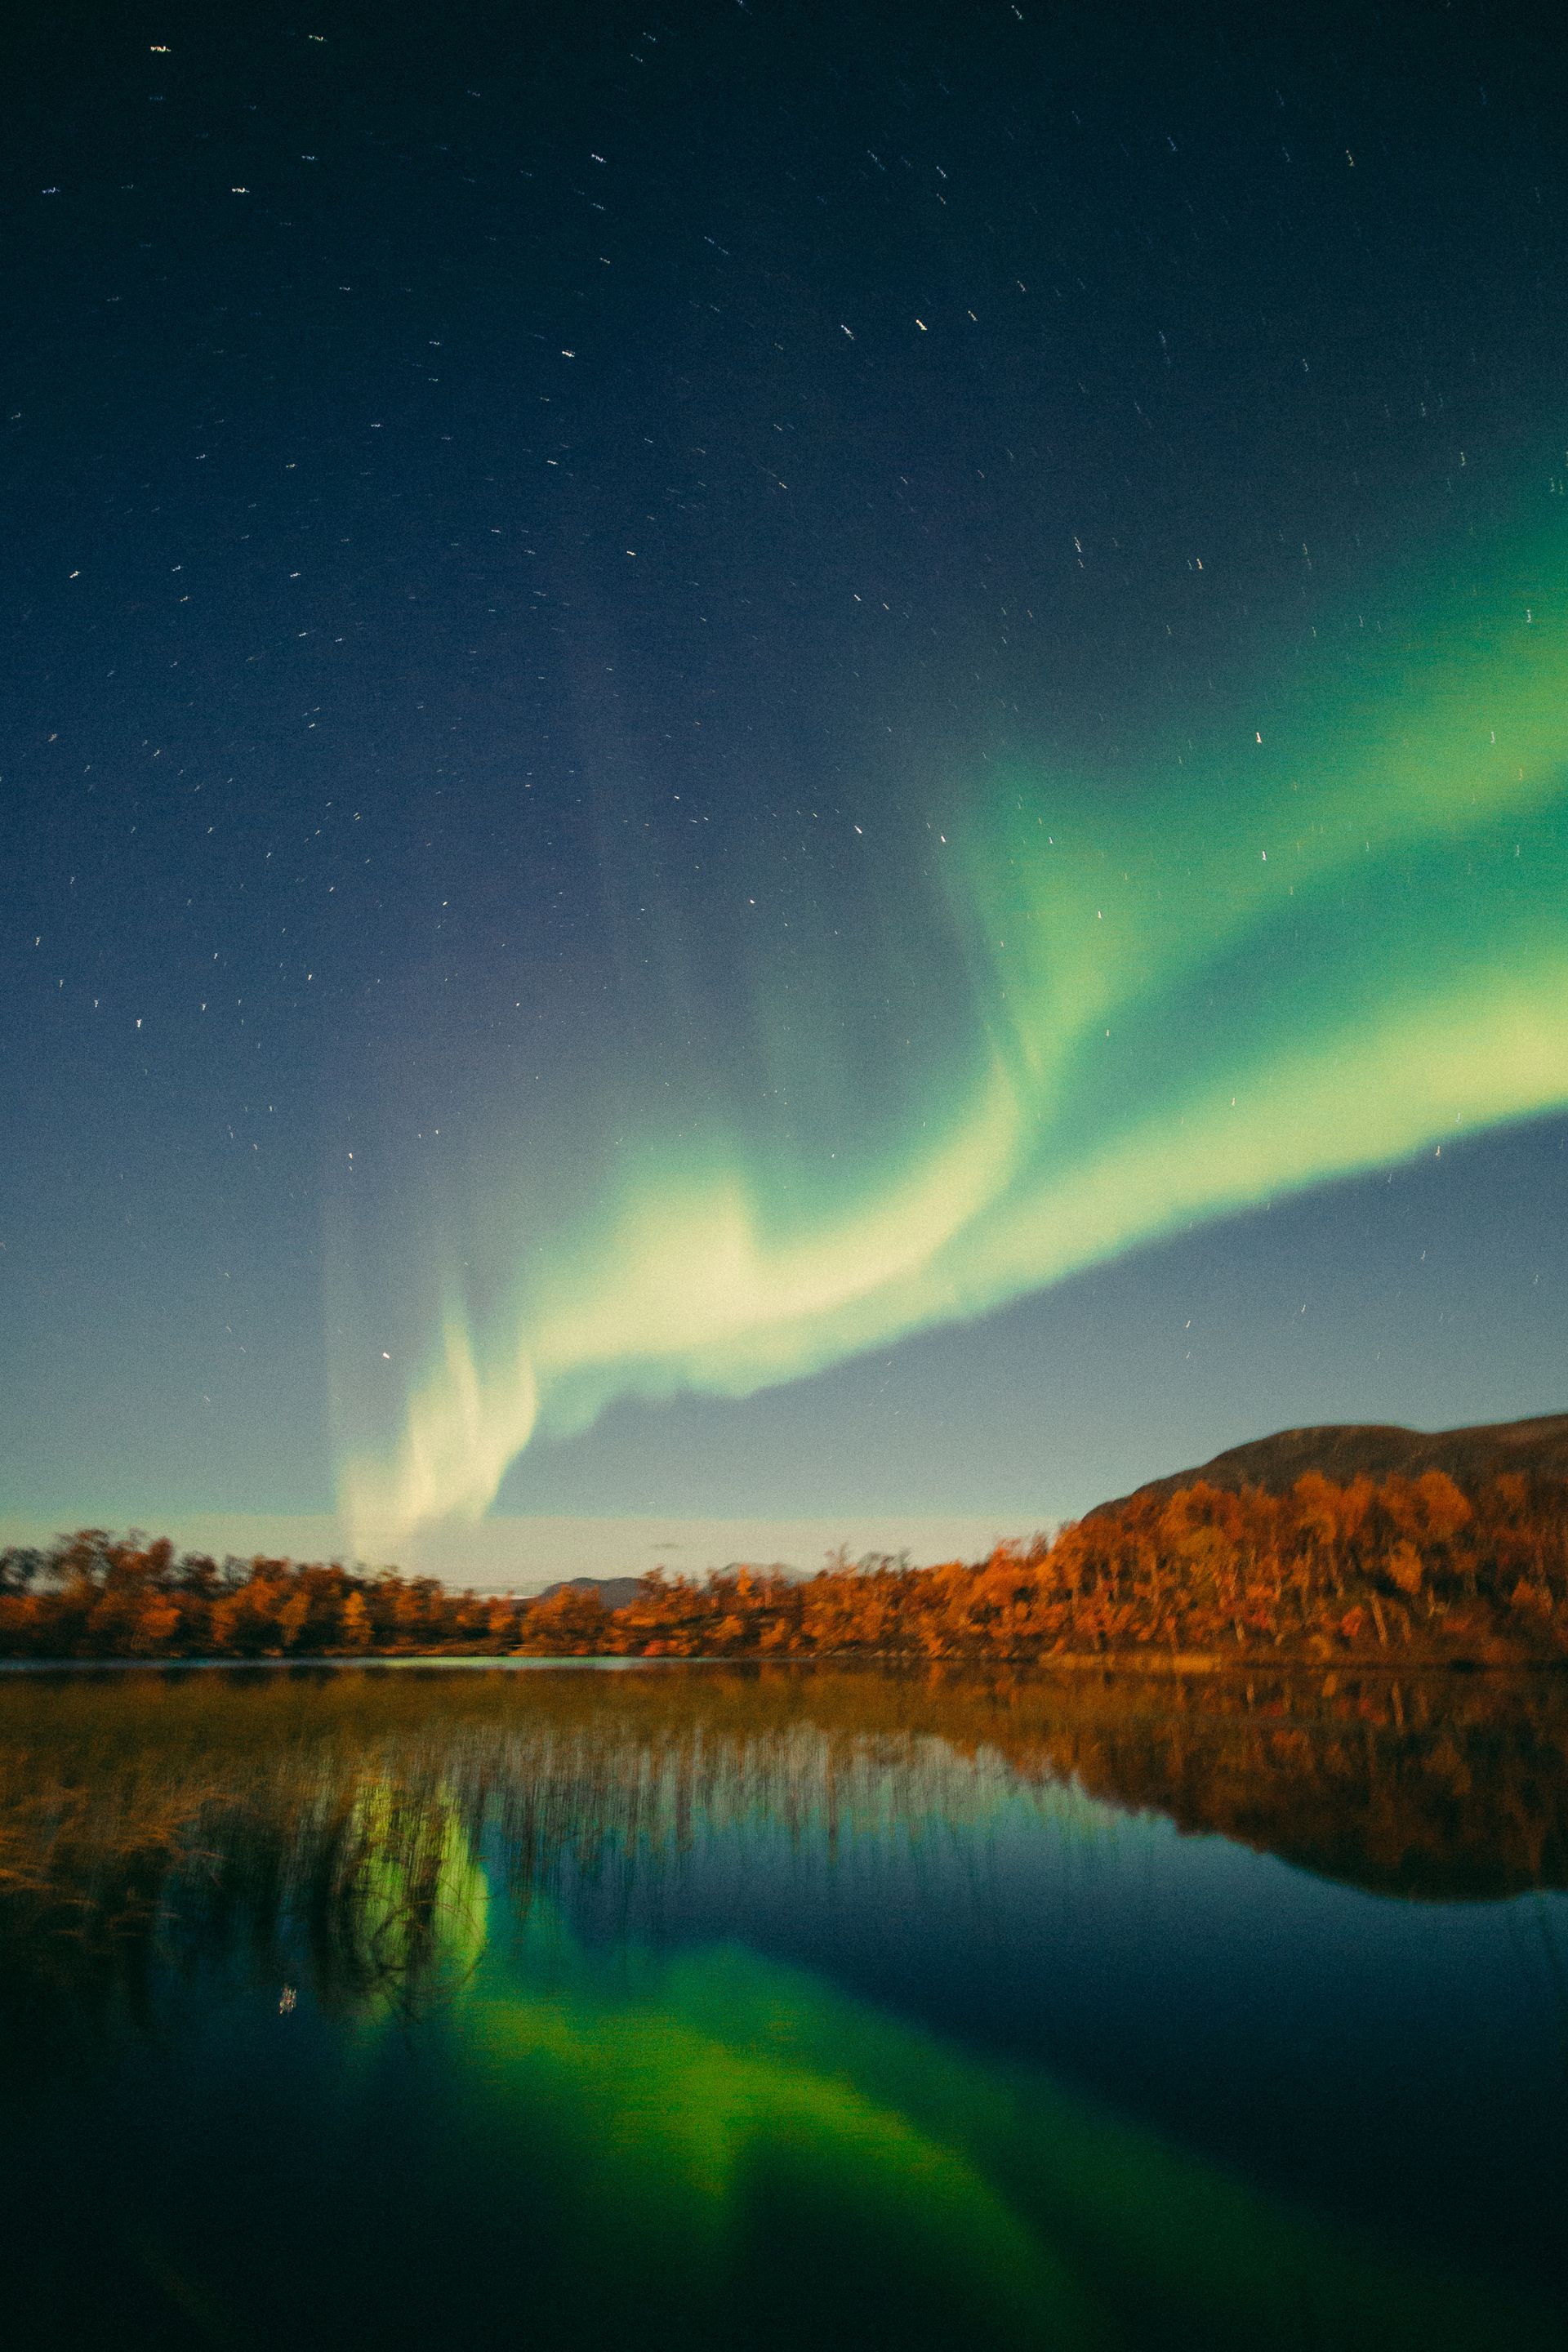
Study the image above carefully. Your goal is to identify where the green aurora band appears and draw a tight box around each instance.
[339,500,1568,1539]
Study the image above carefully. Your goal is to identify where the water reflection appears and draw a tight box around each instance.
[1,1664,1564,2350]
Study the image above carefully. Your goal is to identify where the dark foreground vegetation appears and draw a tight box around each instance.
[4,1468,1567,1664]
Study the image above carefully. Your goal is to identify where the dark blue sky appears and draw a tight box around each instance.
[5,1,1566,1557]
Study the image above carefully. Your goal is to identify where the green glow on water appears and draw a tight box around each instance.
[341,1885,1547,2350]
[291,1793,1548,2350]
[4,1679,1561,2350]
[336,498,1568,1538]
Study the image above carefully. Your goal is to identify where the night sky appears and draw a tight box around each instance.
[6,2,1568,1579]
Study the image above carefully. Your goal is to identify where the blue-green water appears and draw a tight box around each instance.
[1,1664,1563,2350]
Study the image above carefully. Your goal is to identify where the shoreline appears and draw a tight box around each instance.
[2,1648,1565,1675]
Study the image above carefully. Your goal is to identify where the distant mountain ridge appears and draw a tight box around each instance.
[1090,1411,1568,1517]
[535,1574,645,1610]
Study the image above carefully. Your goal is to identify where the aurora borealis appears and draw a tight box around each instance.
[6,2,1568,1567]
[11,24,1568,2350]
[339,498,1568,1539]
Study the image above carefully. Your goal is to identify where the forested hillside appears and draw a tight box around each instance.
[3,1461,1566,1664]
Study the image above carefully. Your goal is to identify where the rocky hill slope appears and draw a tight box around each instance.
[1090,1411,1568,1516]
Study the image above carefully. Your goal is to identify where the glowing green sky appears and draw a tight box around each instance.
[14,0,1568,1559]
[338,503,1568,1541]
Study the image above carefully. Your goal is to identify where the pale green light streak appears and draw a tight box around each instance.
[340,506,1568,1539]
[439,1897,1548,2347]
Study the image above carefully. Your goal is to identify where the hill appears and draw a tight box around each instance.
[1089,1411,1568,1517]
[7,1427,1568,1665]
[535,1574,645,1610]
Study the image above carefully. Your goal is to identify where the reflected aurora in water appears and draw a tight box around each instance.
[333,1822,1550,2352]
[2,1666,1564,2349]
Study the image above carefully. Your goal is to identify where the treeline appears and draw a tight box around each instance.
[522,1468,1568,1664]
[0,1534,519,1659]
[3,1469,1567,1663]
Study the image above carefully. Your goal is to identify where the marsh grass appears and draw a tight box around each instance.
[1,1660,1566,2038]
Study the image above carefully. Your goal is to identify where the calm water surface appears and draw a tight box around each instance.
[1,1662,1563,2350]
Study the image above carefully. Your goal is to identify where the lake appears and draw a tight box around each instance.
[1,1661,1563,2350]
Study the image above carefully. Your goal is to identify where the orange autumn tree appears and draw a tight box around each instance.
[0,1533,526,1660]
[2,1471,1565,1663]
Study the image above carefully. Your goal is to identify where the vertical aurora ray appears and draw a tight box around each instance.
[336,500,1568,1541]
